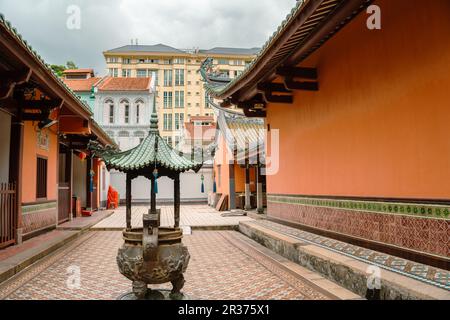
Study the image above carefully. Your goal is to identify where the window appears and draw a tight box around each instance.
[135,101,143,124]
[163,114,173,131]
[137,69,147,78]
[175,69,185,86]
[123,58,131,64]
[107,100,114,123]
[122,69,131,77]
[149,70,159,85]
[163,92,173,109]
[217,59,229,65]
[175,113,184,130]
[121,100,130,123]
[173,58,185,64]
[107,57,119,63]
[164,136,173,146]
[109,68,118,77]
[175,91,184,108]
[205,94,211,109]
[164,70,173,86]
[36,157,47,199]
[163,59,173,65]
[118,131,130,138]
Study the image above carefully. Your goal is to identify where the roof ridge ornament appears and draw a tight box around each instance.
[149,72,159,134]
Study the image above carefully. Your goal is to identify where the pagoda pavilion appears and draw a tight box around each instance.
[95,102,202,230]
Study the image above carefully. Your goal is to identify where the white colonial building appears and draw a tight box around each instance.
[92,76,213,203]
[93,77,154,151]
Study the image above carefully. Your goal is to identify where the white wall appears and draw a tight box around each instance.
[109,167,213,202]
[0,111,11,183]
[99,163,110,207]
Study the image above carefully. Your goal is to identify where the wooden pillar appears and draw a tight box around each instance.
[174,173,181,228]
[150,176,157,214]
[126,173,132,230]
[86,156,93,210]
[244,164,251,211]
[66,148,73,221]
[9,110,24,244]
[228,164,236,210]
[256,166,264,214]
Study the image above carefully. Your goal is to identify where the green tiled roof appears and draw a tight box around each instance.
[102,132,202,173]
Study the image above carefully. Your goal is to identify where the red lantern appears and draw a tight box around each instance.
[79,152,87,161]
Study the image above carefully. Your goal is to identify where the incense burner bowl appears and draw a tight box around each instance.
[117,216,190,300]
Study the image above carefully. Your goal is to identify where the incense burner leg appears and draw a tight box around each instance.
[132,281,148,300]
[170,274,185,299]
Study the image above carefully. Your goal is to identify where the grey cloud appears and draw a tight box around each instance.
[0,0,297,75]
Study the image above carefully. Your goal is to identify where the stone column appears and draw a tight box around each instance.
[66,148,73,221]
[244,164,251,211]
[126,173,132,230]
[86,156,93,210]
[256,166,264,214]
[150,176,157,214]
[174,174,181,228]
[228,164,236,210]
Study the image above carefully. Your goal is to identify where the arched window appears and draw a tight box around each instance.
[120,99,130,124]
[105,99,114,124]
[118,131,130,138]
[135,99,144,124]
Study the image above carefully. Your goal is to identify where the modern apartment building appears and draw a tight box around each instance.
[103,44,259,147]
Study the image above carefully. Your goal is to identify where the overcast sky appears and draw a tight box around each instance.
[0,0,298,76]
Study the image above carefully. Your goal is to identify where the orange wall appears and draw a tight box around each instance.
[214,132,258,196]
[266,0,450,200]
[22,122,58,203]
[214,134,230,195]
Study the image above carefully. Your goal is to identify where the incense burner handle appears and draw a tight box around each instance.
[142,214,159,262]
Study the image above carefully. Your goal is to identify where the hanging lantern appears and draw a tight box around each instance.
[201,174,205,193]
[153,168,159,194]
[79,152,87,161]
[89,170,95,193]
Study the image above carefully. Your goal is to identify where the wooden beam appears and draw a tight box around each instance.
[276,66,318,80]
[243,108,266,118]
[284,78,319,91]
[262,91,293,104]
[257,82,291,93]
[0,69,32,100]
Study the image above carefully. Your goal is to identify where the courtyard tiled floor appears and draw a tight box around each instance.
[0,231,336,300]
[92,205,254,230]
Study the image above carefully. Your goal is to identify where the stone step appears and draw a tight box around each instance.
[227,231,362,300]
[238,220,450,300]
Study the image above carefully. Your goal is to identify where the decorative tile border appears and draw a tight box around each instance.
[253,220,450,291]
[22,202,57,215]
[268,195,450,220]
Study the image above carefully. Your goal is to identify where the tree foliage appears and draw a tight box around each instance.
[50,61,78,77]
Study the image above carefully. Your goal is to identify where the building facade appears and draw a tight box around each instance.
[204,0,450,268]
[103,45,259,147]
[93,76,155,151]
